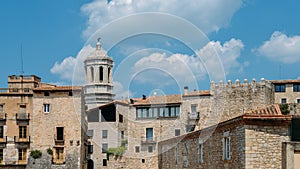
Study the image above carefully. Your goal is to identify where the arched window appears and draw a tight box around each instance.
[99,66,103,82]
[108,67,111,83]
[90,67,94,82]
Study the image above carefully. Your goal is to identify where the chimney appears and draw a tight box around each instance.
[184,86,188,95]
[142,95,146,100]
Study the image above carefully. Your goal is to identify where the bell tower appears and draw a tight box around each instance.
[84,38,114,110]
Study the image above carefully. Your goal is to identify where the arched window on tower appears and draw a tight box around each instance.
[99,66,103,82]
[90,67,94,82]
[108,67,111,83]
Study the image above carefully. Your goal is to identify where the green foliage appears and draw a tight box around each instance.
[121,140,128,147]
[280,104,290,115]
[106,147,126,160]
[30,150,42,159]
[47,148,53,155]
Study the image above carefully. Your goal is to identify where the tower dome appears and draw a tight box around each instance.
[84,39,114,110]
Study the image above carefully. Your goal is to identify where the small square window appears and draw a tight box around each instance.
[135,146,140,153]
[297,99,300,104]
[102,130,108,139]
[281,98,287,104]
[148,146,153,153]
[175,129,180,136]
[44,92,50,96]
[103,159,107,166]
[68,91,73,96]
[102,143,108,153]
[44,104,50,113]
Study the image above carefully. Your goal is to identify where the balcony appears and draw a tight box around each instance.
[0,113,6,121]
[54,134,65,146]
[14,136,31,143]
[16,113,30,120]
[141,136,157,144]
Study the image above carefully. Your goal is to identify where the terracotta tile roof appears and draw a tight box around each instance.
[245,104,282,116]
[184,90,210,96]
[33,86,82,91]
[130,94,182,106]
[270,79,300,84]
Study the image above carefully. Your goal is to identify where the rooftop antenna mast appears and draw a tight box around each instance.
[20,43,24,75]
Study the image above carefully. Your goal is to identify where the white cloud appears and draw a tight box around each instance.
[81,0,243,38]
[131,38,244,87]
[256,31,300,64]
[50,45,94,85]
[196,38,244,80]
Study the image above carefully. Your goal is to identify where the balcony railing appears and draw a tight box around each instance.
[16,113,30,120]
[141,136,157,144]
[0,113,6,121]
[14,136,31,143]
[54,134,65,146]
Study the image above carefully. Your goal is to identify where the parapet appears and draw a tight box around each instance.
[210,78,273,90]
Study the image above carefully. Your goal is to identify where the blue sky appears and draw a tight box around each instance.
[1,0,300,98]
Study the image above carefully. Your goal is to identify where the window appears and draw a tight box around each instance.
[275,84,286,92]
[108,67,111,83]
[44,92,50,96]
[297,99,300,104]
[148,145,153,153]
[281,98,287,104]
[18,148,27,161]
[20,105,26,113]
[90,67,94,82]
[43,104,50,113]
[102,130,108,139]
[121,131,124,140]
[56,127,64,141]
[141,159,145,163]
[0,126,3,138]
[103,159,107,166]
[136,106,180,119]
[19,126,27,138]
[175,145,178,164]
[135,146,140,153]
[68,91,73,96]
[198,139,203,164]
[99,66,103,82]
[294,84,300,92]
[0,149,3,162]
[223,132,230,160]
[102,143,108,153]
[175,129,180,136]
[146,128,153,140]
[119,114,123,123]
[191,104,197,113]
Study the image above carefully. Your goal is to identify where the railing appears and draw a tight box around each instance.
[0,113,6,120]
[14,136,31,143]
[54,134,65,146]
[188,112,199,120]
[0,136,7,143]
[141,136,157,144]
[16,113,30,120]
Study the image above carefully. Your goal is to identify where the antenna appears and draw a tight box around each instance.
[20,43,24,75]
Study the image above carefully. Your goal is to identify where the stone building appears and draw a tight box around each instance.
[158,104,294,169]
[0,75,88,169]
[271,79,300,104]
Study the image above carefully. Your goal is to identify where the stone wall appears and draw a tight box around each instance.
[244,124,290,168]
[158,115,291,169]
[208,79,274,127]
[31,89,86,169]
